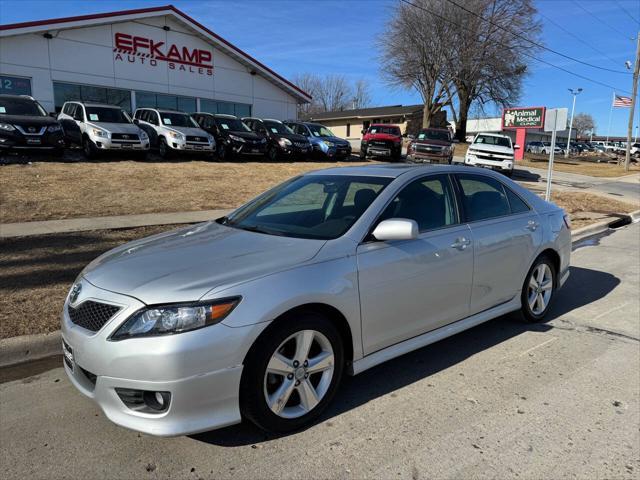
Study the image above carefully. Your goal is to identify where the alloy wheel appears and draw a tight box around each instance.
[263,329,335,419]
[527,263,553,315]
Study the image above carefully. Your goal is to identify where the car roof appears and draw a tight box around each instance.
[475,132,509,138]
[370,123,399,127]
[212,114,237,119]
[263,118,283,123]
[76,102,122,108]
[0,94,36,101]
[304,163,475,178]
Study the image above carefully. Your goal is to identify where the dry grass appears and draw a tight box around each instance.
[0,160,369,224]
[0,225,179,339]
[549,191,638,230]
[520,158,640,177]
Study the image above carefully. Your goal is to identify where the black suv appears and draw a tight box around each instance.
[192,113,267,160]
[0,95,65,156]
[242,117,311,161]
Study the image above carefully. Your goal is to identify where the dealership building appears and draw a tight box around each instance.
[0,5,310,118]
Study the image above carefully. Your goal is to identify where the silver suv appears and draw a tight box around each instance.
[58,102,150,159]
[133,108,215,158]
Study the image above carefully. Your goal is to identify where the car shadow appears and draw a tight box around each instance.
[190,265,619,446]
[512,169,540,182]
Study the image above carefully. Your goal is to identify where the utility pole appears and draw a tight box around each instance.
[625,33,640,171]
[565,88,582,158]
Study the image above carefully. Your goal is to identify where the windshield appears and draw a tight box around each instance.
[221,175,391,240]
[85,107,131,124]
[307,124,335,137]
[474,135,511,148]
[160,112,199,128]
[264,120,294,135]
[215,117,251,132]
[369,125,401,136]
[0,98,47,116]
[417,129,450,141]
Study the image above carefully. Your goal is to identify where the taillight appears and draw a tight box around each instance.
[563,214,572,229]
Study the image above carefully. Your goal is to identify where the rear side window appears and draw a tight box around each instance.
[504,187,530,214]
[457,174,511,222]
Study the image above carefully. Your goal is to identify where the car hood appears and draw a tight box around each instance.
[88,122,141,134]
[323,136,350,146]
[227,130,262,141]
[277,132,309,142]
[82,221,325,305]
[468,143,513,154]
[167,126,208,136]
[0,114,58,126]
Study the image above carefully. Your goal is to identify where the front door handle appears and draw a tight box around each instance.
[526,220,539,231]
[451,237,471,250]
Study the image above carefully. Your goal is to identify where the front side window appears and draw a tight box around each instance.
[457,174,512,222]
[378,175,458,232]
[0,97,46,116]
[222,175,392,240]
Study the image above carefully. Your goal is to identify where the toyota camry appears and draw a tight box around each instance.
[61,164,571,436]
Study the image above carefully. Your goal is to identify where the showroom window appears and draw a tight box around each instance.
[0,75,32,95]
[53,82,131,112]
[135,91,197,113]
[200,98,251,117]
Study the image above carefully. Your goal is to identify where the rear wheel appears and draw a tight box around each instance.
[240,311,344,433]
[521,255,556,322]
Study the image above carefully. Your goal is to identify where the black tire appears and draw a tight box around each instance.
[158,137,171,159]
[240,311,344,434]
[267,145,279,162]
[520,254,557,323]
[217,143,227,161]
[82,136,98,159]
[359,147,366,160]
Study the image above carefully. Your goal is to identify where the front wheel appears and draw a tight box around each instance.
[240,311,344,433]
[359,147,366,160]
[158,137,171,159]
[267,146,279,161]
[521,255,556,322]
[82,137,98,159]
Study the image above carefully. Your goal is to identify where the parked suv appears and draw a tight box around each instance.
[462,132,517,176]
[192,113,266,160]
[0,94,65,156]
[58,102,149,159]
[242,117,311,160]
[360,124,403,161]
[406,127,454,164]
[133,108,214,158]
[284,121,352,160]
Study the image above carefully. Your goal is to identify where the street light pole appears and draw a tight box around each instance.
[565,88,582,158]
[625,33,640,171]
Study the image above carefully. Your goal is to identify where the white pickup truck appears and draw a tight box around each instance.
[460,132,518,177]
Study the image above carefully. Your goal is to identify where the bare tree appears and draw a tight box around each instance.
[352,79,372,110]
[315,74,352,112]
[572,113,596,138]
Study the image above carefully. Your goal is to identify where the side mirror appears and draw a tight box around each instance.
[372,218,419,241]
[361,129,366,135]
[133,119,139,125]
[514,144,521,150]
[49,112,57,118]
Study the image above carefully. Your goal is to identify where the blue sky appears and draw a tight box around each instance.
[0,0,638,136]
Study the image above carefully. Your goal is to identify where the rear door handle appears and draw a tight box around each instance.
[451,237,471,250]
[526,220,539,231]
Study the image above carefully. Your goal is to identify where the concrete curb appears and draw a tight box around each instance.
[2,210,639,369]
[0,331,61,368]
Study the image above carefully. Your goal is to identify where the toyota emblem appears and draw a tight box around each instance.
[122,135,129,139]
[69,283,82,303]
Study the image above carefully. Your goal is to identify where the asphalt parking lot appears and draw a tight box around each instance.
[1,222,638,479]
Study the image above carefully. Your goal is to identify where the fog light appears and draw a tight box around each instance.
[116,388,171,413]
[143,390,171,411]
[96,141,102,148]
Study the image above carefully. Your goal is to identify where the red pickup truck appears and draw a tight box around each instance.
[406,128,454,164]
[360,124,403,161]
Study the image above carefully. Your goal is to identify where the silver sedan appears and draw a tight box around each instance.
[61,164,571,436]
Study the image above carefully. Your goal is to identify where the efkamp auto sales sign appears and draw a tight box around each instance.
[502,107,545,129]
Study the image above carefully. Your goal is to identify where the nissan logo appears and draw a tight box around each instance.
[28,127,36,133]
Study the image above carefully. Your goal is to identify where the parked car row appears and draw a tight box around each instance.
[0,94,352,161]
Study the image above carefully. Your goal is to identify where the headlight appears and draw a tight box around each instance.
[91,128,108,138]
[278,138,292,147]
[260,138,267,144]
[168,130,184,141]
[139,130,149,140]
[0,123,16,131]
[322,140,335,147]
[110,297,241,340]
[228,134,245,143]
[466,154,476,162]
[47,125,62,133]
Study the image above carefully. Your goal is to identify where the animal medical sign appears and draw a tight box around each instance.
[113,32,213,75]
[502,107,545,129]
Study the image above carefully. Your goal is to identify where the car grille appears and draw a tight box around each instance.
[370,140,394,149]
[473,150,513,162]
[186,135,208,143]
[67,301,121,332]
[415,144,444,153]
[111,133,139,141]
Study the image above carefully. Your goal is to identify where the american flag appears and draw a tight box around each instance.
[613,95,632,107]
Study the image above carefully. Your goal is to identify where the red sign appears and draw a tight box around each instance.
[113,32,213,75]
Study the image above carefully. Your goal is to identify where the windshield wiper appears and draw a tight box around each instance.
[236,224,287,236]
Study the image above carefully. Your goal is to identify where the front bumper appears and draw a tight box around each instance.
[169,141,215,152]
[465,155,513,171]
[61,279,264,436]
[91,137,150,151]
[230,140,267,156]
[407,152,451,164]
[0,131,65,151]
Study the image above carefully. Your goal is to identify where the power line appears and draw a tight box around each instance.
[444,0,631,74]
[613,0,640,25]
[571,0,633,40]
[538,11,623,68]
[397,0,633,94]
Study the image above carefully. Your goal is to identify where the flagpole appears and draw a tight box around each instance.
[606,91,614,145]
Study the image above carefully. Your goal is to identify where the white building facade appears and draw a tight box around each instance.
[0,5,310,117]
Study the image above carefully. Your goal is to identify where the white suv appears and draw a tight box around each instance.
[133,108,215,158]
[462,132,517,177]
[58,102,150,159]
